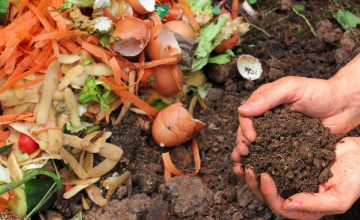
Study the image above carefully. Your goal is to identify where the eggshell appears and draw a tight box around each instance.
[111,17,150,57]
[145,25,183,61]
[237,54,263,80]
[164,20,195,39]
[152,103,205,147]
[152,65,183,96]
[125,0,155,14]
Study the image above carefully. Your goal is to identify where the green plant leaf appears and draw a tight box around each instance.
[212,5,220,15]
[335,9,360,30]
[293,4,305,12]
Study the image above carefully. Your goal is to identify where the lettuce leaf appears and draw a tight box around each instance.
[185,0,213,16]
[79,76,117,111]
[191,16,228,72]
[65,120,92,134]
[208,49,236,64]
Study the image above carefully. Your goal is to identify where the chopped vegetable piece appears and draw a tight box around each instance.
[208,49,236,64]
[65,184,74,192]
[0,0,9,25]
[83,59,92,66]
[79,76,118,111]
[8,187,27,216]
[0,164,11,184]
[64,0,94,7]
[18,133,39,154]
[0,144,12,154]
[192,16,228,72]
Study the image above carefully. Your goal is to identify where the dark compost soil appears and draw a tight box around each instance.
[48,0,360,219]
[242,108,342,198]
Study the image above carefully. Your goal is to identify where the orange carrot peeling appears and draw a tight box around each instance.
[178,0,200,32]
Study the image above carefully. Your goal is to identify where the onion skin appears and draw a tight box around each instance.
[152,103,205,147]
[164,20,195,39]
[152,65,183,96]
[214,32,241,54]
[145,25,183,61]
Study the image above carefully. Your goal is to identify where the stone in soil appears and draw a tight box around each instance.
[160,176,214,218]
[242,107,343,198]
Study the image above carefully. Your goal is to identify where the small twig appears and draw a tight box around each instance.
[292,7,317,38]
[240,12,272,37]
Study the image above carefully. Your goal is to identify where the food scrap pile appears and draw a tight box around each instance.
[0,0,250,218]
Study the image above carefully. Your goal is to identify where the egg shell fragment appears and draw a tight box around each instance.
[145,25,183,61]
[152,64,183,96]
[164,20,195,39]
[237,54,263,81]
[111,17,150,57]
[152,103,205,147]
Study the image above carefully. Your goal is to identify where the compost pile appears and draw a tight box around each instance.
[242,108,343,198]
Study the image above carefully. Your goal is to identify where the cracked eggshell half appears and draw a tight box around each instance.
[152,103,205,147]
[164,20,195,39]
[110,17,150,57]
[237,54,263,81]
[125,0,155,15]
[145,25,183,62]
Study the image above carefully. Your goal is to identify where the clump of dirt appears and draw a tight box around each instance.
[242,107,343,198]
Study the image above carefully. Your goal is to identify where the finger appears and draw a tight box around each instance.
[245,166,265,202]
[239,116,256,143]
[282,190,353,214]
[321,116,353,135]
[238,77,300,117]
[231,144,241,163]
[236,124,251,155]
[233,163,245,181]
[260,173,324,219]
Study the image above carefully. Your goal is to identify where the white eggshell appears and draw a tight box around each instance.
[237,55,263,81]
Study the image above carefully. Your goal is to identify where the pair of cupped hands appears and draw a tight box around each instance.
[232,55,360,219]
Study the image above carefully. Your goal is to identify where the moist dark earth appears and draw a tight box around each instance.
[48,0,360,219]
[242,108,342,199]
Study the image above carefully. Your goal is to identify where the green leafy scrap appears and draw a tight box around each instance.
[335,9,360,30]
[57,2,73,12]
[293,4,305,12]
[208,49,236,64]
[79,76,118,111]
[247,0,257,4]
[192,16,228,72]
[0,144,12,154]
[64,120,93,134]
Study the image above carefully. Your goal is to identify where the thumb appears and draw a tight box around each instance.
[238,77,300,117]
[282,191,352,214]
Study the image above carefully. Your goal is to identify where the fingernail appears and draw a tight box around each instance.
[238,102,256,113]
[260,173,266,187]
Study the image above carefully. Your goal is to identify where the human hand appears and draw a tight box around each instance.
[233,137,360,219]
[235,54,360,156]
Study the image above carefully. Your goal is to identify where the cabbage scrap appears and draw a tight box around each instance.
[191,16,228,72]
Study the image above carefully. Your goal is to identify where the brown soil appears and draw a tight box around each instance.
[47,0,360,219]
[242,108,342,198]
